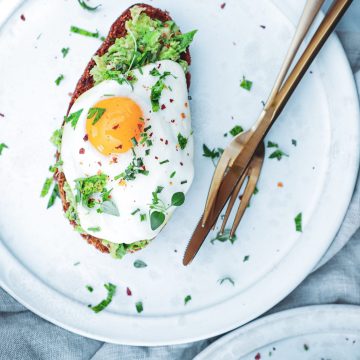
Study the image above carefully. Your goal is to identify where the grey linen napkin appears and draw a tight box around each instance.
[1,3,360,359]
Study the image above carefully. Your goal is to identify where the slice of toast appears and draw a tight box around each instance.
[56,3,192,255]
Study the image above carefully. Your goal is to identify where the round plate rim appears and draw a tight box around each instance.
[0,0,359,346]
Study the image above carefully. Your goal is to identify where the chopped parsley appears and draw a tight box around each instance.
[253,187,259,195]
[64,109,83,129]
[292,139,297,146]
[131,208,140,215]
[135,301,143,313]
[140,213,147,222]
[50,128,63,151]
[210,229,237,245]
[177,133,188,150]
[243,255,250,262]
[77,0,101,11]
[267,141,289,160]
[86,285,94,292]
[269,149,289,161]
[70,25,99,38]
[55,74,64,86]
[240,76,253,91]
[115,156,148,182]
[304,344,309,351]
[159,159,169,165]
[150,71,173,112]
[133,259,147,268]
[184,295,192,305]
[41,177,53,197]
[47,184,60,208]
[229,125,243,136]
[202,144,223,166]
[75,174,119,216]
[295,212,302,232]
[87,107,106,125]
[170,171,176,178]
[87,226,101,232]
[61,47,70,58]
[90,283,116,313]
[218,277,235,286]
[0,143,8,155]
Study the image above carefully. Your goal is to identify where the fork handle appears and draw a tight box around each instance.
[252,0,353,148]
[265,0,325,110]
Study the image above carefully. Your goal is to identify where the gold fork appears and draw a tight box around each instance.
[208,0,324,238]
[183,0,353,265]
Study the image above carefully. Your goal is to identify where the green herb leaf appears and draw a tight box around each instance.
[210,229,237,245]
[295,212,302,232]
[177,133,188,150]
[133,259,147,268]
[267,141,279,148]
[150,211,165,231]
[253,187,259,195]
[202,144,222,165]
[70,25,99,38]
[218,277,235,286]
[170,171,176,178]
[86,285,94,292]
[135,301,143,313]
[269,149,289,161]
[77,0,101,11]
[55,74,64,86]
[171,192,185,207]
[131,208,140,216]
[292,139,297,146]
[243,255,250,262]
[140,213,147,222]
[184,295,192,305]
[47,184,59,208]
[64,109,83,129]
[159,159,169,165]
[41,177,53,197]
[87,107,106,125]
[149,68,161,76]
[87,226,101,232]
[0,143,9,156]
[61,47,70,58]
[229,125,243,137]
[90,283,116,313]
[240,76,253,91]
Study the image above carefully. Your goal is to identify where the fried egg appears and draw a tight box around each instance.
[61,60,194,244]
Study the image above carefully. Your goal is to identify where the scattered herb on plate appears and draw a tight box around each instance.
[55,74,64,86]
[87,107,106,125]
[240,76,253,91]
[47,184,60,208]
[243,255,250,262]
[87,226,101,232]
[269,149,289,161]
[133,259,147,268]
[177,133,188,150]
[61,47,70,58]
[77,0,101,11]
[64,109,83,129]
[202,144,223,166]
[292,139,297,146]
[41,177,53,197]
[86,285,94,292]
[295,212,302,232]
[70,25,99,38]
[0,143,8,155]
[210,229,237,245]
[184,295,192,305]
[229,125,243,136]
[135,301,143,313]
[218,277,235,286]
[90,283,116,313]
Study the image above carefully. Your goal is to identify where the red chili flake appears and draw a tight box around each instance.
[20,14,26,21]
[161,104,166,110]
[149,132,153,137]
[220,3,226,9]
[112,157,118,163]
[157,63,161,69]
[170,99,174,103]
[171,119,175,123]
[126,287,132,296]
[160,138,164,142]
[165,140,168,145]
[97,161,102,166]
[180,162,183,166]
[255,353,261,360]
[181,113,186,119]
[127,75,133,81]
[155,156,159,160]
[83,134,88,142]
[68,92,73,97]
[115,144,123,149]
[79,148,85,154]
[184,102,188,108]
[112,124,119,130]
[137,123,143,130]
[277,181,284,188]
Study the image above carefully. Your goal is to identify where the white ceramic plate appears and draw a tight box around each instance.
[0,0,359,346]
[195,305,360,359]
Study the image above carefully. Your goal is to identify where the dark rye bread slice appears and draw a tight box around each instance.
[56,3,192,254]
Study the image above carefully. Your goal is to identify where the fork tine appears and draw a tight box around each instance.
[230,158,263,238]
[219,169,249,234]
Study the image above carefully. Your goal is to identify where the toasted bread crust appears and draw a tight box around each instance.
[57,4,191,254]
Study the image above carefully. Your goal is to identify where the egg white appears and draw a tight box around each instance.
[61,60,194,244]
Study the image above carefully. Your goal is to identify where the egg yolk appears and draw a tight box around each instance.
[86,97,144,155]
